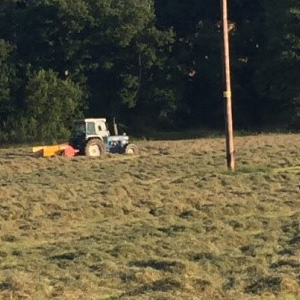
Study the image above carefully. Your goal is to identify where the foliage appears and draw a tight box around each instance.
[0,69,84,142]
[24,69,84,141]
[0,0,300,140]
[254,0,300,128]
[0,39,16,123]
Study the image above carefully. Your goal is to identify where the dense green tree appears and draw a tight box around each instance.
[0,0,177,131]
[23,69,84,141]
[1,0,300,141]
[252,0,300,128]
[229,0,266,128]
[79,0,177,129]
[155,0,224,128]
[0,39,16,123]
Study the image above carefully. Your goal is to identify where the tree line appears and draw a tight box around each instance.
[0,0,300,142]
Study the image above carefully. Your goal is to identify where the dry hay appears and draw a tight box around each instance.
[1,134,300,300]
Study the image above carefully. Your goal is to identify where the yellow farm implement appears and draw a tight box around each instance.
[32,144,77,157]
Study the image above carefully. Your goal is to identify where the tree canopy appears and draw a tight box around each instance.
[0,0,299,141]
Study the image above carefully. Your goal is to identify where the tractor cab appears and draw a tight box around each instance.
[71,119,109,139]
[69,118,138,156]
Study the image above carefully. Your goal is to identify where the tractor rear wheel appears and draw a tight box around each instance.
[125,143,139,155]
[85,139,106,157]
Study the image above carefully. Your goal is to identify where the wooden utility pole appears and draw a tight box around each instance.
[221,0,235,171]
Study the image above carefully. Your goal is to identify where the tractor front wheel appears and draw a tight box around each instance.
[125,143,139,155]
[85,139,106,157]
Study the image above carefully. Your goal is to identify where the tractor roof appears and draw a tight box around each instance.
[84,118,107,123]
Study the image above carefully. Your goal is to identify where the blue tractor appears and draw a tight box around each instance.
[69,118,139,157]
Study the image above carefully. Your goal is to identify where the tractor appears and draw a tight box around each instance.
[32,118,138,157]
[69,118,139,157]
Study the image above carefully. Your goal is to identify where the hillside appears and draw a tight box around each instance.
[1,134,300,300]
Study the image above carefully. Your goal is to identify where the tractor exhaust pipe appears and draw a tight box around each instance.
[113,117,119,136]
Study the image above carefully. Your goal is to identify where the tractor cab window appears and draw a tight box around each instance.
[86,122,96,135]
[98,123,106,132]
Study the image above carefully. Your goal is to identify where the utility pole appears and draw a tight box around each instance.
[221,0,235,171]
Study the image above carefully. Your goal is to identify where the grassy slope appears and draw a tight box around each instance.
[1,134,300,300]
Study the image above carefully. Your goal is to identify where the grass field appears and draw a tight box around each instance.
[1,134,300,300]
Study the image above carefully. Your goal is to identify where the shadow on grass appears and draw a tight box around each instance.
[134,128,300,141]
[245,276,282,294]
[129,259,185,271]
[135,129,223,141]
[124,278,182,297]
